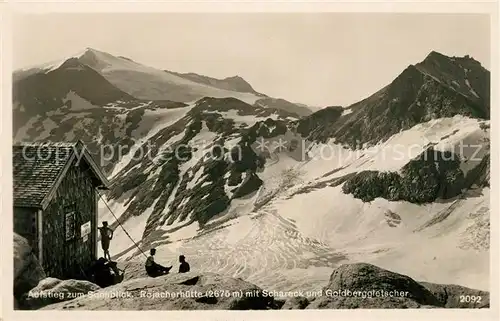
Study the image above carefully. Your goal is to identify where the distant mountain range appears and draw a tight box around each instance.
[12,48,491,294]
[14,47,313,116]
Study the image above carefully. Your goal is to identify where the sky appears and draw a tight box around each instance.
[13,13,490,107]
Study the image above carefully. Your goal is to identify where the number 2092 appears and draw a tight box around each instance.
[460,295,482,303]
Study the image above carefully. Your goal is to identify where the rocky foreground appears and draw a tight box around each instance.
[34,264,488,310]
[14,234,489,310]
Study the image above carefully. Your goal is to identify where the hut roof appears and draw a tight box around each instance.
[13,140,109,209]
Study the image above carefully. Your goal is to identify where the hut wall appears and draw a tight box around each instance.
[41,160,97,279]
[13,206,38,254]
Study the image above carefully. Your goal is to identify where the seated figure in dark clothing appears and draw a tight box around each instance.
[145,248,172,277]
[106,260,125,284]
[178,255,190,273]
[88,257,123,288]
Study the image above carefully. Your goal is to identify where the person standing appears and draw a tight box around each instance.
[98,221,114,260]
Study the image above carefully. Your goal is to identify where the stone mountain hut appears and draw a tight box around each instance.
[13,141,109,279]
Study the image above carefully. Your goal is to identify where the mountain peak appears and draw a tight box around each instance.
[420,50,484,68]
[79,47,110,56]
[225,75,244,81]
[75,47,140,72]
[223,75,254,87]
[421,50,451,65]
[77,47,115,59]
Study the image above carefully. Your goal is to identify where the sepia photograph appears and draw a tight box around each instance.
[5,7,496,316]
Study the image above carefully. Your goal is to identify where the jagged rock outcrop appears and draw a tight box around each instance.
[342,148,489,203]
[13,233,46,300]
[416,51,490,114]
[232,172,263,199]
[21,277,101,310]
[296,106,344,138]
[41,272,276,310]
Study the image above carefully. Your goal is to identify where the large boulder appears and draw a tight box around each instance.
[319,263,441,307]
[21,277,101,310]
[41,272,275,310]
[13,233,46,299]
[305,263,489,309]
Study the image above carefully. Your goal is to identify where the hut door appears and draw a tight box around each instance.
[64,207,77,277]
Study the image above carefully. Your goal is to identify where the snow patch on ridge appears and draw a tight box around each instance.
[110,104,194,178]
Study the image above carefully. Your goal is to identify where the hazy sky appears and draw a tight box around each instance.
[13,13,490,106]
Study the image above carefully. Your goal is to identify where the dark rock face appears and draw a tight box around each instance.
[13,233,46,300]
[342,148,489,203]
[416,51,490,115]
[464,153,490,188]
[232,172,263,199]
[296,106,344,138]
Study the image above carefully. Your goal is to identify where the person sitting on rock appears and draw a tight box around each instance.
[88,257,115,287]
[178,255,190,273]
[145,248,172,277]
[105,260,125,285]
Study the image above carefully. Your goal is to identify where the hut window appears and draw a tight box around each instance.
[65,211,76,241]
[31,215,37,234]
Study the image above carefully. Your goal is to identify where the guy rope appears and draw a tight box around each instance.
[96,189,148,259]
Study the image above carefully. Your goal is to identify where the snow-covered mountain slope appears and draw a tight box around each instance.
[167,71,263,96]
[101,113,490,293]
[95,52,490,294]
[78,48,262,104]
[14,49,490,294]
[104,97,299,238]
[14,48,259,104]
